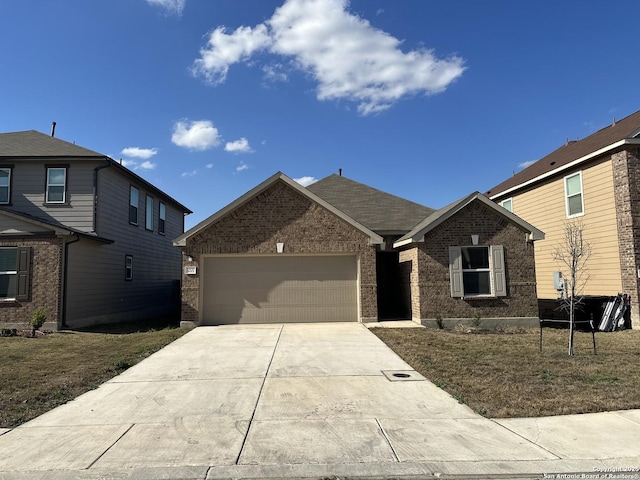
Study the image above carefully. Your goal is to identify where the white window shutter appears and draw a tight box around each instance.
[449,246,463,297]
[491,245,507,297]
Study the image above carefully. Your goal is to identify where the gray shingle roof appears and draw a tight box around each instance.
[0,130,105,158]
[0,129,192,213]
[307,174,434,234]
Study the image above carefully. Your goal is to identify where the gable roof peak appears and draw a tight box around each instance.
[174,171,383,247]
[394,191,544,248]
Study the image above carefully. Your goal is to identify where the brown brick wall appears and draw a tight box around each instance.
[181,180,377,323]
[399,248,420,320]
[404,201,539,320]
[0,236,63,328]
[612,147,640,326]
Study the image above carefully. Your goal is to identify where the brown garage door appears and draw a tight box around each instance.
[202,255,358,325]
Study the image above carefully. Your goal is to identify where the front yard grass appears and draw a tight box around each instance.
[372,326,640,418]
[0,322,186,428]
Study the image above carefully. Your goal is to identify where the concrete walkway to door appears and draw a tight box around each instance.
[0,323,639,479]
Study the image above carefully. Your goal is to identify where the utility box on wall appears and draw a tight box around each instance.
[553,271,564,291]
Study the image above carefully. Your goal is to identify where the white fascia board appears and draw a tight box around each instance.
[490,139,640,200]
[393,237,421,248]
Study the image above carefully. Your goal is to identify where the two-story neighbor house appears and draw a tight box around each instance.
[487,109,640,326]
[0,130,191,329]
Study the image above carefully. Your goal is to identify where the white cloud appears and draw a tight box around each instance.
[192,24,272,85]
[120,159,137,168]
[119,158,156,171]
[236,162,249,172]
[262,63,288,83]
[172,119,221,151]
[121,147,158,159]
[139,161,156,170]
[181,170,198,177]
[206,163,214,169]
[294,176,318,187]
[225,137,252,153]
[192,0,465,115]
[146,0,185,15]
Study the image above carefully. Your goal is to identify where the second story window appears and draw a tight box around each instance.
[129,186,139,225]
[500,198,513,212]
[159,202,166,235]
[565,172,584,217]
[145,195,153,231]
[0,168,10,204]
[46,167,67,204]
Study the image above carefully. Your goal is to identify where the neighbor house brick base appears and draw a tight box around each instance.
[613,147,640,328]
[0,235,62,330]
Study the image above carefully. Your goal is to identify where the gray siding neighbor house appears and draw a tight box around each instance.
[175,172,544,327]
[0,130,191,329]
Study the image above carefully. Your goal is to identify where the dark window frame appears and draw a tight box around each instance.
[159,202,166,235]
[145,194,154,231]
[0,165,13,205]
[125,255,133,281]
[129,186,139,225]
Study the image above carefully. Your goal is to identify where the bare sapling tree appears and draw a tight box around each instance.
[552,221,591,355]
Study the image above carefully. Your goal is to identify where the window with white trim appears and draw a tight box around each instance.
[565,172,584,217]
[0,248,17,299]
[46,167,67,203]
[145,195,153,231]
[500,198,513,212]
[449,245,507,298]
[0,247,30,300]
[159,202,166,235]
[0,168,11,204]
[129,186,139,225]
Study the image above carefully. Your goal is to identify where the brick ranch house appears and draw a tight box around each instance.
[174,172,544,327]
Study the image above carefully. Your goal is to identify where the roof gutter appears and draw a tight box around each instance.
[490,139,640,200]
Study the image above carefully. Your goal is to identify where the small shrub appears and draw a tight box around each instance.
[30,307,47,337]
[435,315,444,330]
[472,312,482,328]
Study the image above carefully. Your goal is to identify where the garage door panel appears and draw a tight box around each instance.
[202,256,358,324]
[203,304,357,324]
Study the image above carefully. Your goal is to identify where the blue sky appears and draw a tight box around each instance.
[1,0,638,229]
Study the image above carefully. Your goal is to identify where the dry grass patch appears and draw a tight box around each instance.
[0,324,186,428]
[372,327,640,418]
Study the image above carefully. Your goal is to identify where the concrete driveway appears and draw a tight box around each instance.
[1,322,639,479]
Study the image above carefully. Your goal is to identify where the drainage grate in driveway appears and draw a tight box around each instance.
[381,370,426,382]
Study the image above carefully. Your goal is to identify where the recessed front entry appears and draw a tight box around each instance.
[201,255,358,324]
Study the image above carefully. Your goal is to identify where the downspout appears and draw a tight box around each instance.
[61,234,81,329]
[93,159,112,234]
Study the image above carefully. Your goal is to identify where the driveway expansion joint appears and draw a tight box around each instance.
[235,324,284,466]
[86,423,135,469]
